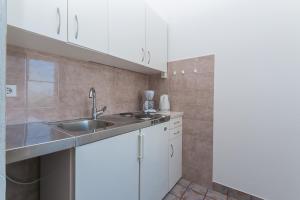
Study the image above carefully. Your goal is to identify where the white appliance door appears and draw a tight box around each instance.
[140,123,169,200]
[75,130,139,200]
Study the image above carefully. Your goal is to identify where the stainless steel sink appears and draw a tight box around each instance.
[54,119,114,132]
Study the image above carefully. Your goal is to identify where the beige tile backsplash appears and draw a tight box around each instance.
[150,55,215,188]
[6,45,149,125]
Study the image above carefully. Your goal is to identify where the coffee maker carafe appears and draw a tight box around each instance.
[143,90,156,113]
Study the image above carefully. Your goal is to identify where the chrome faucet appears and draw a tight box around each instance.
[89,88,107,120]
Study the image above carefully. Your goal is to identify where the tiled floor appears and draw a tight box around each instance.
[164,179,229,200]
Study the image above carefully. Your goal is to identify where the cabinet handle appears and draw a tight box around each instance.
[75,15,79,39]
[147,51,151,64]
[56,8,61,35]
[164,127,168,131]
[171,144,174,158]
[141,48,145,62]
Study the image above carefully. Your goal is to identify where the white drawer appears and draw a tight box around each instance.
[170,118,182,130]
[169,127,182,139]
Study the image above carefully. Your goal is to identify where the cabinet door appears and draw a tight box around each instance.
[146,6,168,72]
[140,123,169,200]
[169,134,183,190]
[68,0,108,53]
[109,0,146,65]
[75,131,139,200]
[7,0,67,41]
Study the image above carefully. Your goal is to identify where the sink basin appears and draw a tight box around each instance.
[55,119,114,132]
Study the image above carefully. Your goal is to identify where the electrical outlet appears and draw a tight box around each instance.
[6,85,17,97]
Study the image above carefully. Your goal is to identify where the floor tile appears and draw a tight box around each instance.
[251,196,264,200]
[205,189,227,200]
[163,193,180,200]
[178,178,191,187]
[170,184,187,198]
[189,183,208,195]
[228,189,251,200]
[182,188,205,200]
[227,197,238,200]
[212,182,228,195]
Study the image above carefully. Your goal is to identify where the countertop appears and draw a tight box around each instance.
[6,112,182,164]
[6,123,75,164]
[157,111,184,119]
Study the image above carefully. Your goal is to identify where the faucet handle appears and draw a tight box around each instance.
[96,105,107,117]
[98,105,107,112]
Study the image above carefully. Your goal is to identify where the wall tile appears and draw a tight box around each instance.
[150,55,214,188]
[6,47,26,81]
[6,108,26,125]
[6,78,26,109]
[27,108,60,123]
[27,59,57,82]
[6,45,149,125]
[27,81,58,108]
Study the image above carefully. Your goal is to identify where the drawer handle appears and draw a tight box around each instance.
[174,121,180,125]
[171,144,174,158]
[174,131,180,135]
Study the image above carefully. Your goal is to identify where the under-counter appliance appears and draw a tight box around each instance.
[143,90,156,113]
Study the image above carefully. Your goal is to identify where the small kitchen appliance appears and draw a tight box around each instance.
[143,90,156,113]
[159,94,170,111]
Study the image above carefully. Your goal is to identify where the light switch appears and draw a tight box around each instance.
[6,85,17,97]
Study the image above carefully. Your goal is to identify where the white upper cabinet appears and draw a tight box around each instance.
[7,0,67,41]
[109,0,146,65]
[68,0,109,53]
[146,6,168,72]
[7,0,168,73]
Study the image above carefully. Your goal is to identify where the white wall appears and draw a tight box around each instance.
[0,0,6,199]
[147,0,300,199]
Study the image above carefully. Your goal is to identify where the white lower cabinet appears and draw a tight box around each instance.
[169,118,183,189]
[140,123,169,200]
[169,134,183,189]
[75,130,139,200]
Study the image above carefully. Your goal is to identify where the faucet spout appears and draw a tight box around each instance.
[89,88,106,120]
[89,88,97,120]
[89,88,96,98]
